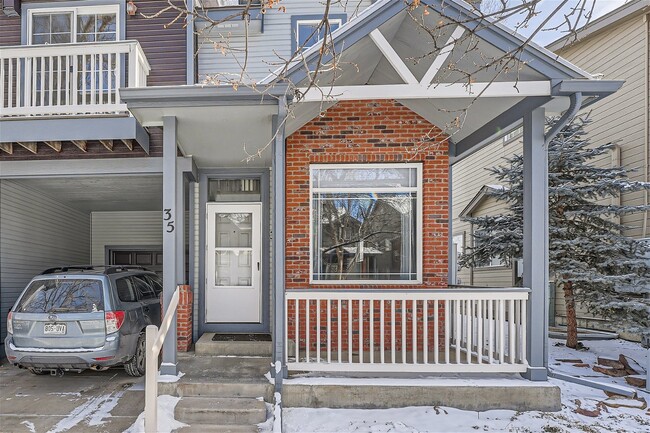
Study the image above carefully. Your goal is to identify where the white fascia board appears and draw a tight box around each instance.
[299,81,551,102]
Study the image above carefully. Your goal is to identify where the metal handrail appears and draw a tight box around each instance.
[144,287,179,433]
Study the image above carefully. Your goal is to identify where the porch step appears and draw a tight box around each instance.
[195,333,273,357]
[174,423,260,433]
[175,396,268,425]
[169,381,273,401]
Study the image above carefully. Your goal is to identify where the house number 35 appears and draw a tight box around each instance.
[163,209,175,233]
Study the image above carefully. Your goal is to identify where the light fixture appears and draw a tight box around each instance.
[126,1,138,16]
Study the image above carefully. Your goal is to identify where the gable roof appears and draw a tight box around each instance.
[547,0,650,52]
[459,185,507,218]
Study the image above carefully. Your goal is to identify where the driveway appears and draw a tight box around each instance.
[0,360,145,433]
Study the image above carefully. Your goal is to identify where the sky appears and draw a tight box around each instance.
[492,0,630,45]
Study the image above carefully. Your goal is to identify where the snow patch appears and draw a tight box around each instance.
[20,421,36,433]
[123,395,186,433]
[157,371,185,383]
[46,389,126,433]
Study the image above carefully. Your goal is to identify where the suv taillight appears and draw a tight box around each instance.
[7,312,13,334]
[105,311,125,334]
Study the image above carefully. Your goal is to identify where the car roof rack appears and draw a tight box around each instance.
[41,265,149,275]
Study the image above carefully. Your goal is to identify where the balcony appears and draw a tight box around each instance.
[0,40,150,118]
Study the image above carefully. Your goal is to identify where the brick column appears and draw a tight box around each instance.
[176,285,193,352]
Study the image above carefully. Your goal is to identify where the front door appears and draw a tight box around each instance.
[206,203,262,323]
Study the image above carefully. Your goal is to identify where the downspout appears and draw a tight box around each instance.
[642,14,650,238]
[544,92,583,147]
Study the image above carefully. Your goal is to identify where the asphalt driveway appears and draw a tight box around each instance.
[0,359,145,433]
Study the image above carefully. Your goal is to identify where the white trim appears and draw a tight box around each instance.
[309,163,423,285]
[420,26,466,86]
[369,29,418,85]
[28,4,121,45]
[299,81,552,102]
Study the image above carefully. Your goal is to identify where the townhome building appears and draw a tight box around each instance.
[1,0,624,421]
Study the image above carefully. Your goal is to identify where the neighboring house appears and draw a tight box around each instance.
[0,0,621,407]
[451,0,650,335]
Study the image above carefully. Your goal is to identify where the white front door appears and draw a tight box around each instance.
[206,203,262,323]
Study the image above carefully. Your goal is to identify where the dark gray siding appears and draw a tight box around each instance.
[0,180,91,356]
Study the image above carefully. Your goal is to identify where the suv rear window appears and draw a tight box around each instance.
[16,279,104,313]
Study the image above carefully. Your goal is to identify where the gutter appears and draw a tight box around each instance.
[544,92,582,147]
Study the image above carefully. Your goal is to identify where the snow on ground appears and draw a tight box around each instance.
[46,388,127,433]
[123,395,187,433]
[282,339,649,433]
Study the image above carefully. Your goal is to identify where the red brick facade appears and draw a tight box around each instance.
[175,285,193,352]
[285,100,450,352]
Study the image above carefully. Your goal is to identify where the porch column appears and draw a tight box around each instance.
[162,115,178,376]
[522,107,548,381]
[272,96,288,391]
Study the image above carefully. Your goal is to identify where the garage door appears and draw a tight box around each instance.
[109,248,163,274]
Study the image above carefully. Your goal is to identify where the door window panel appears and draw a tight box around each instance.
[215,213,252,247]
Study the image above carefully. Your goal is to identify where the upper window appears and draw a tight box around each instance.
[29,5,119,45]
[310,164,422,283]
[291,14,346,53]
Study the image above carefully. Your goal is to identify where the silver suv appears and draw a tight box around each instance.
[5,266,163,377]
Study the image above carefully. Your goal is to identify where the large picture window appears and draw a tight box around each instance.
[310,164,422,283]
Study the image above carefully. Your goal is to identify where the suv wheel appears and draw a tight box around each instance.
[124,332,146,377]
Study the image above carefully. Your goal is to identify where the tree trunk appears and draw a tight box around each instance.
[563,281,578,349]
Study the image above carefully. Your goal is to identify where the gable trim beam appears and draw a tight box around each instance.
[420,25,466,86]
[369,29,418,84]
[299,81,551,102]
[450,96,552,164]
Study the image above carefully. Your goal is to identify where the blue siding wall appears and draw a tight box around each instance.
[197,1,373,82]
[0,180,91,356]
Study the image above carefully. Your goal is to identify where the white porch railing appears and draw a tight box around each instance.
[285,288,529,374]
[0,40,150,117]
[145,287,179,433]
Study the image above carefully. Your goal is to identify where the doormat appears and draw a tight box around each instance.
[212,333,272,342]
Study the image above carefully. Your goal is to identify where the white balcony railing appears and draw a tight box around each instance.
[0,40,150,117]
[286,288,529,374]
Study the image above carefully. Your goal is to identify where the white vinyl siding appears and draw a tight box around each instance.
[91,211,162,264]
[0,180,91,353]
[196,0,373,82]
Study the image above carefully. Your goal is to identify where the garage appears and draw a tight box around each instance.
[0,175,168,357]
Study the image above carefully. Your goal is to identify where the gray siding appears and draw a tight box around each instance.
[197,1,373,82]
[554,13,649,240]
[0,179,91,353]
[91,211,163,264]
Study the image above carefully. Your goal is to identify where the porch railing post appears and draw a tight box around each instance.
[272,96,288,392]
[522,106,548,381]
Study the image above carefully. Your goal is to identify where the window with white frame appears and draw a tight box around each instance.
[295,18,342,50]
[28,5,120,105]
[29,5,119,45]
[310,164,422,283]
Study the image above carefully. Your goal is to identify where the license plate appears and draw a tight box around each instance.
[44,323,67,335]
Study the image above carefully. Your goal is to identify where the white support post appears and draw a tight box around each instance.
[144,325,157,433]
[522,107,548,381]
[161,116,178,376]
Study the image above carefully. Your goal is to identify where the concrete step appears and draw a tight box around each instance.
[174,382,273,400]
[174,424,260,433]
[175,396,268,425]
[195,334,273,357]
